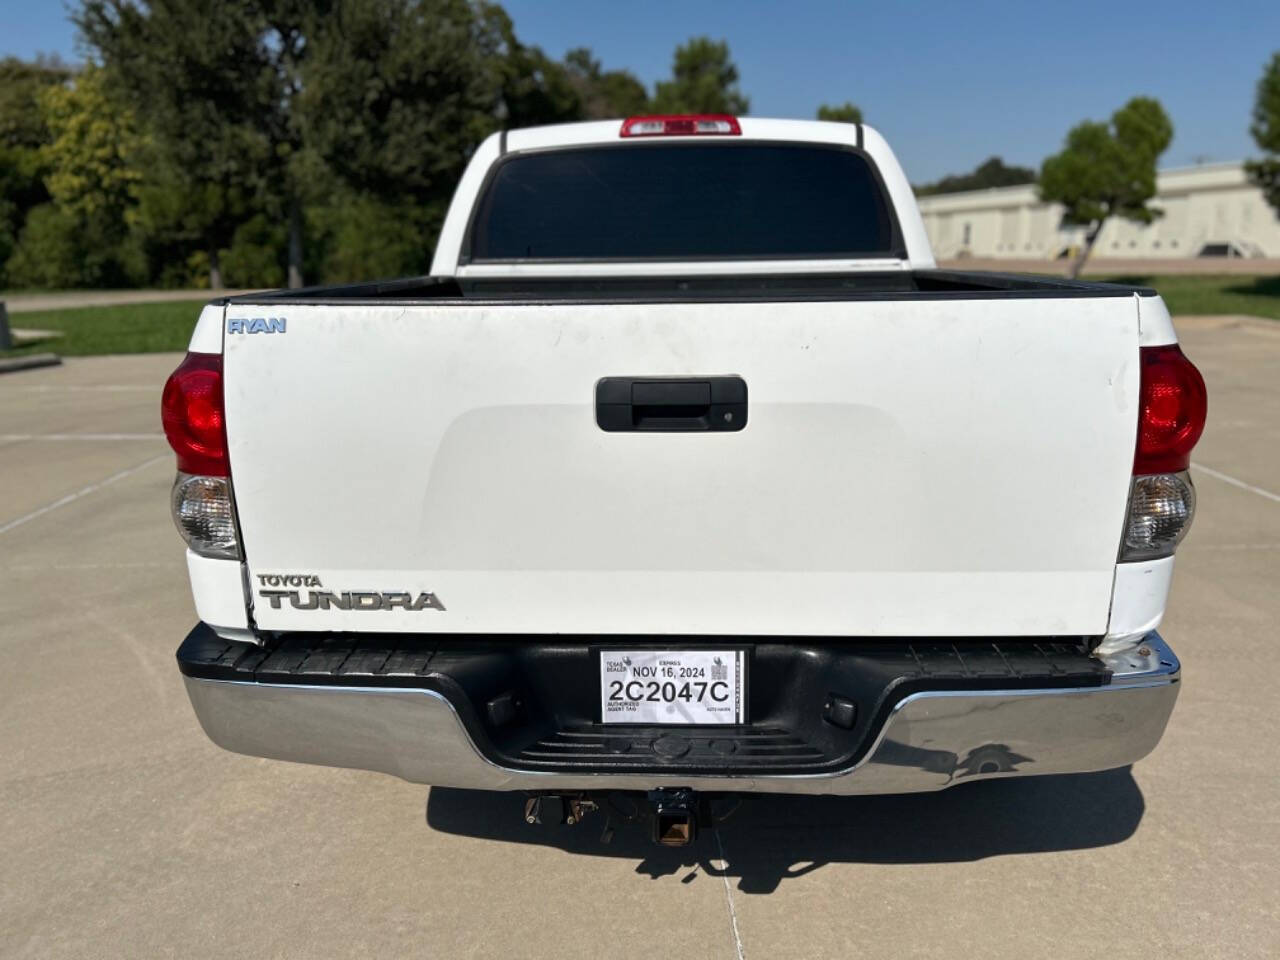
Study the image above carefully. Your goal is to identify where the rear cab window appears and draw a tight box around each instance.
[465,143,903,263]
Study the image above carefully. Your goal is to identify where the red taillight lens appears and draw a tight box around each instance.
[620,114,741,137]
[1135,344,1207,475]
[161,352,228,476]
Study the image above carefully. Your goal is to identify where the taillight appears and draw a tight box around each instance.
[1121,471,1196,561]
[162,352,228,476]
[1134,344,1207,475]
[163,352,240,559]
[620,114,741,137]
[171,473,240,559]
[1121,344,1207,561]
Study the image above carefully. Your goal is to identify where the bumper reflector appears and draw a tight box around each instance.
[1121,471,1195,561]
[172,472,240,559]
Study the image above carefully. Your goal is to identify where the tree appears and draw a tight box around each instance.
[651,37,749,115]
[817,102,862,124]
[297,0,514,267]
[563,48,648,119]
[76,1,318,289]
[75,3,264,289]
[71,0,583,289]
[307,192,425,283]
[916,157,1037,196]
[5,63,148,289]
[0,56,71,286]
[480,5,582,128]
[1245,52,1280,217]
[39,64,142,236]
[6,203,96,288]
[1040,96,1172,277]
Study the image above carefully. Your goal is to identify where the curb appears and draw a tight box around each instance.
[0,353,62,374]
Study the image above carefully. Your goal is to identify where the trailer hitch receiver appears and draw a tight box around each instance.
[649,788,699,846]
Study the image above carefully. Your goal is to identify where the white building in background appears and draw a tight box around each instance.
[916,162,1280,260]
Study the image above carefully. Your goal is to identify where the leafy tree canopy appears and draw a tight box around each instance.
[1040,96,1172,276]
[817,102,862,124]
[651,37,748,115]
[916,156,1036,196]
[0,55,72,154]
[74,0,591,287]
[75,0,304,286]
[563,47,648,119]
[480,3,582,129]
[7,14,761,290]
[0,55,73,283]
[300,1,508,207]
[1041,97,1172,226]
[1245,52,1280,216]
[39,64,143,228]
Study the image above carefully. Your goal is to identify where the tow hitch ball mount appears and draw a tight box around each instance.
[523,788,710,847]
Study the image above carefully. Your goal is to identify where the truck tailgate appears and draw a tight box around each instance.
[222,296,1139,637]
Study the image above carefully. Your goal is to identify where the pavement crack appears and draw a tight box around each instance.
[714,827,746,960]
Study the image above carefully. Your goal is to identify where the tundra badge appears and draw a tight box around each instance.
[254,573,444,611]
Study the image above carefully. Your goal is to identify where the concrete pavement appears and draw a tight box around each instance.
[2,322,1278,958]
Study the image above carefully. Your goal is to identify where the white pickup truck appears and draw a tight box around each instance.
[168,115,1206,845]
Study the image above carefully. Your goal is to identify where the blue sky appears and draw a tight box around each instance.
[4,0,1277,182]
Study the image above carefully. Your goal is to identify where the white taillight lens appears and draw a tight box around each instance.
[625,119,666,135]
[172,472,240,559]
[1121,471,1196,561]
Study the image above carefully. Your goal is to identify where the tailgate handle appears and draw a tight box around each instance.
[596,376,747,432]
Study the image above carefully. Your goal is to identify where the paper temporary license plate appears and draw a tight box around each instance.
[600,650,746,724]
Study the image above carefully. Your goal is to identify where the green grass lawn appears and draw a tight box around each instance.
[1099,274,1280,321]
[2,274,1277,358]
[2,300,204,357]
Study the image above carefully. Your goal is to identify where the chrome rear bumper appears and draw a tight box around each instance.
[182,634,1179,795]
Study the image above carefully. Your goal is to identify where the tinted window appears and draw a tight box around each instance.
[468,144,898,261]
